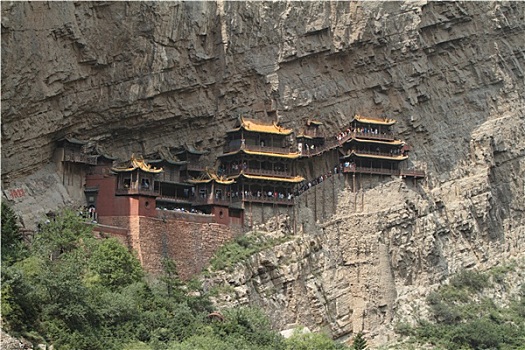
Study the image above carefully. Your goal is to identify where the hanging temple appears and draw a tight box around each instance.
[56,114,425,278]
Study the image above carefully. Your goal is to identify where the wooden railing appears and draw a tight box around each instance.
[399,169,426,178]
[352,131,395,141]
[193,196,242,206]
[157,194,192,203]
[224,143,294,155]
[343,149,405,158]
[223,167,293,178]
[115,187,160,196]
[343,165,425,178]
[343,166,397,176]
[243,196,294,206]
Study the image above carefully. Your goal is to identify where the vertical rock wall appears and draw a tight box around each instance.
[2,1,524,347]
[3,1,523,178]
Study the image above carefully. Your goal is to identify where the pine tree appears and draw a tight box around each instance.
[352,331,368,350]
[1,202,26,265]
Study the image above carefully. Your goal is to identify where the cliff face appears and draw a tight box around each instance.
[207,112,525,345]
[3,1,523,177]
[2,0,524,346]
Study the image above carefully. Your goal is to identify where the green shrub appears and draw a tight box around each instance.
[1,202,27,265]
[450,270,490,292]
[398,267,525,349]
[284,330,346,350]
[1,209,343,350]
[209,231,291,272]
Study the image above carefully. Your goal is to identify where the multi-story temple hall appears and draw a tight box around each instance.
[340,115,425,178]
[55,114,424,278]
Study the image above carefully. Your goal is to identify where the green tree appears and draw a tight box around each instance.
[1,202,27,265]
[32,209,93,259]
[284,331,346,350]
[87,238,143,291]
[159,258,183,300]
[351,331,368,350]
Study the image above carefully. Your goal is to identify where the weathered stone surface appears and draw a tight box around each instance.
[2,1,525,348]
[0,329,33,350]
[206,111,525,346]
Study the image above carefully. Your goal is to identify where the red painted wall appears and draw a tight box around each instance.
[86,174,157,219]
[211,205,230,226]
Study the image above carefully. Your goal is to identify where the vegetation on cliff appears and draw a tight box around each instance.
[394,268,525,349]
[1,203,346,349]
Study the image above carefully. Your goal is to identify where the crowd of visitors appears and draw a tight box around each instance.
[156,206,208,215]
[295,163,344,196]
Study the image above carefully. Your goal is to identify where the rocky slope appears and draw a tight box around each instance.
[206,111,525,345]
[2,0,525,347]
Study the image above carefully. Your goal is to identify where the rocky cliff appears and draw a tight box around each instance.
[2,0,524,347]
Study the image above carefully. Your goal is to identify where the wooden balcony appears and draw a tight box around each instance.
[115,186,160,196]
[351,131,396,142]
[224,167,294,178]
[399,169,426,178]
[354,149,403,157]
[156,195,193,204]
[343,166,397,176]
[299,131,396,158]
[243,196,294,206]
[193,196,242,206]
[224,143,294,155]
[343,165,425,178]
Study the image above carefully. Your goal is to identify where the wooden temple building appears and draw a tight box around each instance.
[340,115,425,178]
[296,119,325,154]
[58,114,425,230]
[54,113,424,277]
[218,117,304,207]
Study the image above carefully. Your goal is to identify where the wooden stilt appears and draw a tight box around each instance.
[314,184,317,222]
[361,187,364,212]
[321,178,325,220]
[332,173,336,217]
[293,203,297,235]
[261,202,265,224]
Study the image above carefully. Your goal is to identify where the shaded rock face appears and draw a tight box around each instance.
[208,112,524,346]
[3,1,523,177]
[2,0,524,347]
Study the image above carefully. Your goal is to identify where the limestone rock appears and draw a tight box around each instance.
[2,1,525,348]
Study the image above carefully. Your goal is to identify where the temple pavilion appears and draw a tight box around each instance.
[187,170,244,226]
[145,148,193,211]
[218,117,304,206]
[340,115,422,178]
[111,155,163,197]
[296,119,325,155]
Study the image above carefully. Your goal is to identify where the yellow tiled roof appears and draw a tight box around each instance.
[307,120,323,126]
[187,170,235,185]
[111,155,163,174]
[351,137,404,146]
[219,148,301,159]
[228,117,293,135]
[342,151,408,161]
[230,172,305,183]
[353,114,396,126]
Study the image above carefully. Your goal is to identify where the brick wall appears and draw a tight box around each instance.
[97,214,238,279]
[137,216,238,279]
